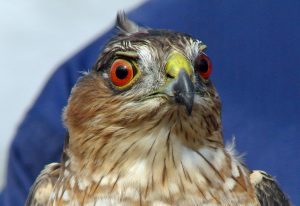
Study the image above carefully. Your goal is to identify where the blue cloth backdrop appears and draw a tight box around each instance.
[1,0,299,205]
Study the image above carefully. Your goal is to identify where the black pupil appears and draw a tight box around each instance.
[115,65,128,79]
[198,59,208,73]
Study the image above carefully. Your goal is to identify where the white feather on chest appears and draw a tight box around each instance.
[55,135,250,206]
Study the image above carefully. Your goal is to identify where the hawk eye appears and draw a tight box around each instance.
[110,59,140,89]
[194,53,212,80]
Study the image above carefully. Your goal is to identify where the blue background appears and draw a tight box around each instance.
[0,0,299,205]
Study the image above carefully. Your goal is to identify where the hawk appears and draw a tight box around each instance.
[26,12,290,206]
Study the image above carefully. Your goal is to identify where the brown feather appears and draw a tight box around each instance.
[26,13,289,206]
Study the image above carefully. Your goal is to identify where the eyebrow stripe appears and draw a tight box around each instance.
[115,51,139,59]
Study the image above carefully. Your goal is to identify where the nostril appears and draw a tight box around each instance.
[166,73,174,79]
[166,68,191,79]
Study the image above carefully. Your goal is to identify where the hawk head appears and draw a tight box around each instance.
[64,12,222,174]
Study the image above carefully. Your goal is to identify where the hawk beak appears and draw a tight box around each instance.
[172,70,194,115]
[164,51,195,115]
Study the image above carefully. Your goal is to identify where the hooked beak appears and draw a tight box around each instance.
[172,70,194,115]
[163,51,195,115]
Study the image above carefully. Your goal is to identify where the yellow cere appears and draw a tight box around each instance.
[165,51,193,78]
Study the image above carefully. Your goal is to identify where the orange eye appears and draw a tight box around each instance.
[110,59,136,88]
[194,53,212,80]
